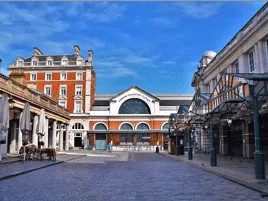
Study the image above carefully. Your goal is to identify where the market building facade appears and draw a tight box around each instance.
[8,46,192,151]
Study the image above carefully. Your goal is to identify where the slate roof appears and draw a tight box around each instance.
[24,54,85,62]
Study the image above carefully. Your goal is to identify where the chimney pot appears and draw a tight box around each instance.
[33,47,43,56]
[88,50,93,67]
[74,45,80,56]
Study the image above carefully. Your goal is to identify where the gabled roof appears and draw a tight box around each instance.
[109,86,160,101]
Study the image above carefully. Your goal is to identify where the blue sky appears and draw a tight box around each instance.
[0,2,266,94]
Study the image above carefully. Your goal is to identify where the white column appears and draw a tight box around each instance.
[52,121,57,149]
[254,43,261,73]
[59,124,63,151]
[83,131,88,149]
[258,41,266,73]
[32,115,38,146]
[44,118,49,148]
[18,112,23,154]
[65,123,70,151]
[10,121,17,153]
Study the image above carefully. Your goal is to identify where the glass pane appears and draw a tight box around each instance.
[119,98,150,114]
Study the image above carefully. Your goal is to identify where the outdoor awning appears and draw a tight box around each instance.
[87,129,169,134]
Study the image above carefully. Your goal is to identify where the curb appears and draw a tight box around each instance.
[0,155,86,182]
[157,152,268,197]
[0,159,22,165]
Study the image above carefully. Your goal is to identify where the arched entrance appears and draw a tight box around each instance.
[136,123,150,144]
[94,123,107,150]
[72,123,84,148]
[120,123,133,144]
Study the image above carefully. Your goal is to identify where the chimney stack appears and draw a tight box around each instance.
[33,47,43,56]
[88,50,93,67]
[74,45,80,56]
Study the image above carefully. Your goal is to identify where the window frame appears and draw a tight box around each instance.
[32,60,38,66]
[77,60,83,65]
[62,60,67,66]
[47,60,53,66]
[266,39,268,63]
[44,85,52,96]
[45,73,52,81]
[76,72,82,80]
[75,85,82,95]
[17,61,22,67]
[60,85,67,96]
[30,73,37,81]
[59,100,67,108]
[75,100,82,113]
[248,50,255,72]
[60,72,67,80]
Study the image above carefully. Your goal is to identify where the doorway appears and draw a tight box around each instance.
[74,133,82,147]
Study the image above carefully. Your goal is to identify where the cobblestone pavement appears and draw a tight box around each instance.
[0,152,267,201]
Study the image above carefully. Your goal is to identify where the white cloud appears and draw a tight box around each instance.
[125,56,154,64]
[170,2,223,19]
[150,17,177,28]
[82,2,126,23]
[98,67,137,77]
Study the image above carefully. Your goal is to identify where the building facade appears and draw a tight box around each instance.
[189,2,268,159]
[8,46,193,151]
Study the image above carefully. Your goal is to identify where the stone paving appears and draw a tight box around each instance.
[0,152,267,201]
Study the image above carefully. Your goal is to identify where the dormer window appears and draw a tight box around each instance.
[62,60,67,65]
[47,60,53,66]
[17,61,22,67]
[77,60,82,65]
[32,61,38,66]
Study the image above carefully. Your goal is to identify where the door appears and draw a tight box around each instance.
[96,140,107,150]
[74,137,82,147]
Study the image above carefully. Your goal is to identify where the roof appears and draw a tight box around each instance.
[24,54,84,62]
[225,73,268,81]
[109,86,160,101]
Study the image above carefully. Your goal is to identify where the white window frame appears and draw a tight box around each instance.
[17,61,22,67]
[30,73,37,81]
[248,50,255,72]
[47,60,53,66]
[233,61,239,73]
[75,85,82,95]
[62,60,67,66]
[60,85,67,96]
[32,60,38,66]
[59,100,67,108]
[61,72,67,80]
[77,60,83,65]
[45,73,52,81]
[44,85,52,96]
[76,72,82,80]
[74,100,82,113]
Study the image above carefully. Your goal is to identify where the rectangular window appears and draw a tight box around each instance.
[60,86,66,96]
[18,61,22,66]
[47,60,53,66]
[59,101,66,108]
[31,74,36,81]
[44,86,51,96]
[233,61,239,73]
[61,73,67,80]
[62,60,67,65]
[248,50,255,72]
[76,72,82,80]
[75,101,82,113]
[76,86,82,95]
[32,61,38,66]
[46,73,52,80]
[77,60,82,65]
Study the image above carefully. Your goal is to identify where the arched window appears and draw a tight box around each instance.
[94,123,107,130]
[162,123,169,130]
[120,123,133,144]
[72,123,84,130]
[118,98,151,114]
[136,123,150,144]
